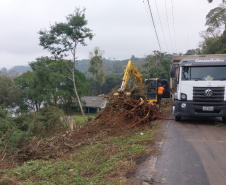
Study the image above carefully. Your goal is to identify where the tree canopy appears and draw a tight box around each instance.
[0,76,20,109]
[198,3,226,54]
[15,57,89,115]
[206,4,226,30]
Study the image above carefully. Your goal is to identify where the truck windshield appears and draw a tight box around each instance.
[181,66,226,81]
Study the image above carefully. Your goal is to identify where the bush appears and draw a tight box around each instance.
[28,106,66,137]
[13,113,34,131]
[0,106,7,118]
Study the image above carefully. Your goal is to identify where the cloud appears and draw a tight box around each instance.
[0,0,221,69]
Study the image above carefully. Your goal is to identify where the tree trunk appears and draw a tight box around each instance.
[72,47,87,123]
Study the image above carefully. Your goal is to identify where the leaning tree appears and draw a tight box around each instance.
[39,8,94,122]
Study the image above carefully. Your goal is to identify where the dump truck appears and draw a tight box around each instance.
[115,60,170,103]
[170,54,226,122]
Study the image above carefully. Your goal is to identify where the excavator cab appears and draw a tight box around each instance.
[158,79,170,98]
[145,78,170,102]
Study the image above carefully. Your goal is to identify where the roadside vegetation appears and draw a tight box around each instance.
[0,127,156,184]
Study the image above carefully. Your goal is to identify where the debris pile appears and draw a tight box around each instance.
[13,92,162,162]
[94,96,161,128]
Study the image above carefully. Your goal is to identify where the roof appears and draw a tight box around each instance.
[81,96,107,108]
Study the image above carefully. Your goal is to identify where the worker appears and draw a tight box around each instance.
[157,84,165,106]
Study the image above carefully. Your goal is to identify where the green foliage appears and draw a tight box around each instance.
[199,4,226,54]
[205,4,226,30]
[1,106,67,155]
[13,114,34,131]
[88,47,106,95]
[39,8,94,57]
[142,51,172,80]
[15,70,43,112]
[74,114,96,125]
[2,129,155,184]
[214,121,225,127]
[0,106,7,118]
[0,107,14,137]
[28,106,66,136]
[0,113,27,154]
[0,118,13,137]
[7,130,28,152]
[15,58,90,114]
[0,76,20,108]
[101,74,122,94]
[39,7,94,120]
[200,36,223,54]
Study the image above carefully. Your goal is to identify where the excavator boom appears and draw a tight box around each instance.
[119,60,143,92]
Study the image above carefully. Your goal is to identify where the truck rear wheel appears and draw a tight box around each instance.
[222,117,226,123]
[175,115,181,121]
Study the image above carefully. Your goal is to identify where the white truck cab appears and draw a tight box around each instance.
[170,55,226,122]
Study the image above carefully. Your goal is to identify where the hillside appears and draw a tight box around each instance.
[76,57,146,74]
[0,66,31,78]
[1,57,146,77]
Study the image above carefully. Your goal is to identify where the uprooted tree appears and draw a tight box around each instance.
[39,7,94,122]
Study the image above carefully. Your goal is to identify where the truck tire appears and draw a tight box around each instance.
[222,117,226,123]
[175,115,181,121]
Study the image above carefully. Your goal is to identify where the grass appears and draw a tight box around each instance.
[214,121,225,127]
[73,114,96,125]
[1,128,156,185]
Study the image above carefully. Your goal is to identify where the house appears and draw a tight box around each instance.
[81,96,108,113]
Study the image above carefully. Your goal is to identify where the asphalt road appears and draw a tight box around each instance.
[154,116,226,185]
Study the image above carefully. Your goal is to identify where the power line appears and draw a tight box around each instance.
[143,0,155,31]
[164,0,174,53]
[154,0,169,51]
[144,0,162,52]
[170,0,177,53]
[143,0,161,50]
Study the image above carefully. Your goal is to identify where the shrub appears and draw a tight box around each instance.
[28,106,66,137]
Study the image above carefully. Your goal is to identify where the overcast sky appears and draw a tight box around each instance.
[0,0,221,69]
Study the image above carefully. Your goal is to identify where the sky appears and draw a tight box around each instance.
[0,0,222,69]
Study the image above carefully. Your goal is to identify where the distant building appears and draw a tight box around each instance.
[81,96,108,113]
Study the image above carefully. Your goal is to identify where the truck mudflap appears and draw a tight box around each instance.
[174,100,226,117]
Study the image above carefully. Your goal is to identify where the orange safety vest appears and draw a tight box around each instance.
[158,86,164,95]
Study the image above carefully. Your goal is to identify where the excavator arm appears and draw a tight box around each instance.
[119,60,143,91]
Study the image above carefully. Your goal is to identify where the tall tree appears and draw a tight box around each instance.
[88,47,105,95]
[39,8,93,122]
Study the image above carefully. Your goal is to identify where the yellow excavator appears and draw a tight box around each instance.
[114,60,170,103]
